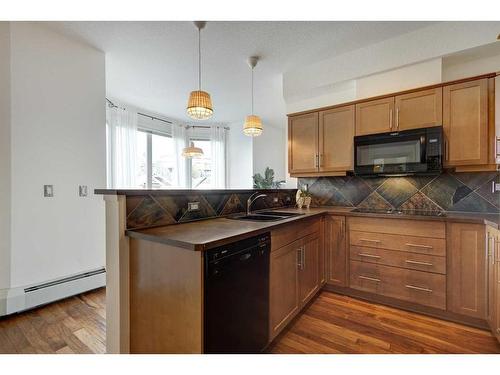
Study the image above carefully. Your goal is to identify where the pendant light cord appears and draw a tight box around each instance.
[251,67,254,115]
[198,27,202,90]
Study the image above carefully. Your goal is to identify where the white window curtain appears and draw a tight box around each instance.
[106,104,138,188]
[172,123,188,188]
[210,125,228,188]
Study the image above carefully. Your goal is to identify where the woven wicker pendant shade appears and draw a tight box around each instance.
[182,141,204,158]
[243,115,263,137]
[243,56,263,137]
[186,21,213,121]
[187,90,213,120]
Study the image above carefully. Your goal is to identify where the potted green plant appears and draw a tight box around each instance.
[252,167,285,189]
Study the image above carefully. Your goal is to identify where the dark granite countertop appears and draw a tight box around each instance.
[126,206,500,251]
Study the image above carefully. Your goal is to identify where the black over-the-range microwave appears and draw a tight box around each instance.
[354,126,443,176]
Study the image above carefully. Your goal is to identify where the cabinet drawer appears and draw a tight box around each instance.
[349,260,446,310]
[271,217,320,251]
[350,230,446,256]
[348,217,445,238]
[350,246,446,274]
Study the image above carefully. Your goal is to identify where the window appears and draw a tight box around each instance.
[188,139,212,189]
[118,123,226,189]
[136,129,178,189]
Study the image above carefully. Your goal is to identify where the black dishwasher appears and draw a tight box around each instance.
[204,233,270,354]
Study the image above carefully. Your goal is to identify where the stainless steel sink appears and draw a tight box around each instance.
[229,211,304,222]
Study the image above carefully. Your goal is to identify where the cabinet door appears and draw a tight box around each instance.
[443,79,489,167]
[395,87,442,131]
[447,223,487,319]
[319,105,355,172]
[269,240,300,339]
[299,234,320,306]
[355,97,395,136]
[326,215,347,287]
[288,113,319,173]
[495,231,500,341]
[487,228,496,329]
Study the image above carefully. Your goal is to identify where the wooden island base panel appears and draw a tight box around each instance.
[0,288,499,354]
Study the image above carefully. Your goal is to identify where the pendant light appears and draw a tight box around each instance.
[182,126,204,158]
[243,56,263,137]
[186,21,213,120]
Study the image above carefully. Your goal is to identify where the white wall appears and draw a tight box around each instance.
[9,23,106,288]
[0,22,11,292]
[227,121,253,189]
[252,124,288,186]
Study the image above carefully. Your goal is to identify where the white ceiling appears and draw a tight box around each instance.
[45,21,436,127]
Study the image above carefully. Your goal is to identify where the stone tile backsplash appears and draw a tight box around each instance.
[298,171,499,214]
[126,190,297,230]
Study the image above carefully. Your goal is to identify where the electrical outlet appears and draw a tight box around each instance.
[273,197,279,203]
[285,196,291,203]
[188,201,200,211]
[43,185,54,197]
[79,185,88,197]
[493,182,500,193]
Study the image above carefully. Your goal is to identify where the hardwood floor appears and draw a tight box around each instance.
[0,288,106,354]
[0,288,499,354]
[268,292,500,354]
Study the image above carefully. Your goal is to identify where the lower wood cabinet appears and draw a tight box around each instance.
[325,215,347,287]
[487,226,500,340]
[269,239,300,339]
[447,222,488,319]
[299,233,320,305]
[269,222,322,340]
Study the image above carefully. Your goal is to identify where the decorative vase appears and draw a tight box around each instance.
[296,196,304,209]
[304,196,312,209]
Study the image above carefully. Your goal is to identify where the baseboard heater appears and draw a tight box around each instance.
[24,268,105,293]
[1,267,106,316]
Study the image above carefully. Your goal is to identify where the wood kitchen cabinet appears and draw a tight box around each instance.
[447,223,488,319]
[318,106,355,172]
[355,97,395,136]
[325,215,347,287]
[269,239,300,339]
[487,226,500,342]
[443,78,489,168]
[288,112,319,174]
[298,233,320,306]
[269,222,322,340]
[395,87,442,131]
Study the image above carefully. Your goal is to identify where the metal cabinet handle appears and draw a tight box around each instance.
[359,275,380,282]
[405,259,433,267]
[396,107,400,130]
[405,243,432,249]
[315,154,319,168]
[492,181,496,194]
[389,109,393,130]
[360,238,381,244]
[405,284,432,293]
[301,246,305,270]
[297,247,302,269]
[496,136,500,161]
[358,253,381,259]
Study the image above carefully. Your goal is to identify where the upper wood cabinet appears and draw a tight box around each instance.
[319,106,355,172]
[443,78,489,167]
[447,222,487,319]
[395,87,442,131]
[355,97,395,136]
[288,112,319,174]
[288,105,355,176]
[325,215,347,287]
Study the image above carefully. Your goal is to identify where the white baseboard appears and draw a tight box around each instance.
[0,268,106,317]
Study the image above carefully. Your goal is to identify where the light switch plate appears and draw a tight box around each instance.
[43,185,54,197]
[188,201,200,211]
[79,185,88,197]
